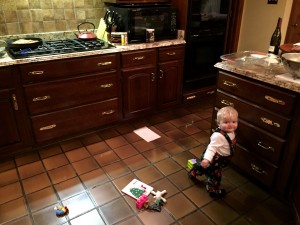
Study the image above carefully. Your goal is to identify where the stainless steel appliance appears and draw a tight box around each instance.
[8,39,115,59]
[106,5,177,43]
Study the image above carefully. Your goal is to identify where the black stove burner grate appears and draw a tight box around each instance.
[9,39,115,59]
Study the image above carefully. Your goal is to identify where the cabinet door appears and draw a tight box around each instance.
[122,65,156,119]
[0,90,20,146]
[158,60,183,109]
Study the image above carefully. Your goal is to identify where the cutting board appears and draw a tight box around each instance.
[96,18,108,42]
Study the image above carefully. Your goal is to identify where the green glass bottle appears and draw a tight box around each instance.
[268,17,282,55]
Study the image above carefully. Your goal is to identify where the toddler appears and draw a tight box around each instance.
[188,106,238,197]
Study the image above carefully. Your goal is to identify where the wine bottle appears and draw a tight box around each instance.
[268,17,282,55]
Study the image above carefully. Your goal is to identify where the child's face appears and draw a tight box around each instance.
[219,116,238,133]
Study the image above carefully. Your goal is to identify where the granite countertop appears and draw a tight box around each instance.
[0,31,186,67]
[215,61,300,93]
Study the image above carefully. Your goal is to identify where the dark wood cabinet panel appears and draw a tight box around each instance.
[122,65,157,119]
[157,60,182,109]
[31,99,119,143]
[20,54,118,83]
[24,71,118,115]
[216,90,291,137]
[0,66,32,155]
[121,49,156,68]
[218,71,297,116]
[0,90,20,146]
[231,145,278,188]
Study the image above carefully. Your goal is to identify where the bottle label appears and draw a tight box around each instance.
[268,46,275,53]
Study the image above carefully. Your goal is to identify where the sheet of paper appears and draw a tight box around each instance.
[134,126,161,142]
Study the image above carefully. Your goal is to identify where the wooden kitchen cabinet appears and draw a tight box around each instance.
[157,45,184,109]
[121,45,184,119]
[214,70,299,194]
[19,54,121,144]
[0,66,32,156]
[121,49,157,119]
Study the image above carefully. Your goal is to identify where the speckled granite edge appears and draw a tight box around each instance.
[214,62,300,93]
[0,35,185,66]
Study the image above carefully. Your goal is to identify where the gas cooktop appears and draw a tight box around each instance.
[8,39,115,59]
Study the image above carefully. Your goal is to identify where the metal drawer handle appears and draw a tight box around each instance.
[265,95,285,105]
[40,124,56,131]
[257,141,274,152]
[186,95,196,100]
[221,99,234,106]
[29,71,44,75]
[159,69,164,78]
[12,94,19,111]
[260,117,280,127]
[223,80,237,87]
[33,96,51,102]
[151,73,155,81]
[97,61,112,66]
[100,83,113,88]
[102,109,115,115]
[207,90,215,95]
[133,56,145,61]
[251,163,267,175]
[166,52,176,56]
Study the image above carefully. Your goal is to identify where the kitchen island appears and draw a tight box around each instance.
[214,61,300,203]
[0,37,185,158]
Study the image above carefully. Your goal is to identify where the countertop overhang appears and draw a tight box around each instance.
[215,61,300,93]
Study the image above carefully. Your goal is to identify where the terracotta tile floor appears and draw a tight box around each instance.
[0,100,296,225]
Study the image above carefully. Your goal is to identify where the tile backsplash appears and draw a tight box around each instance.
[0,0,106,36]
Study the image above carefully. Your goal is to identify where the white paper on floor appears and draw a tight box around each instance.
[134,126,161,142]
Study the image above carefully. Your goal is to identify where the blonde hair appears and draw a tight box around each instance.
[216,106,238,125]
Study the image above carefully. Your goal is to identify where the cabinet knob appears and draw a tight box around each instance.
[40,124,56,131]
[251,163,267,175]
[33,96,51,102]
[260,117,280,128]
[159,69,164,79]
[97,61,112,66]
[265,95,285,105]
[100,83,113,88]
[12,94,19,111]
[28,71,44,75]
[151,73,156,81]
[221,99,234,106]
[133,56,145,61]
[223,80,237,87]
[257,141,274,152]
[166,52,176,56]
[102,109,115,115]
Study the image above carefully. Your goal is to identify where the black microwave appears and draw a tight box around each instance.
[107,5,177,43]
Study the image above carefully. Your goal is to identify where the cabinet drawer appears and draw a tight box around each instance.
[24,72,118,115]
[216,90,291,137]
[20,54,118,83]
[237,120,285,165]
[231,145,277,188]
[0,67,14,89]
[121,49,156,68]
[159,45,185,62]
[31,99,119,143]
[183,86,215,104]
[218,71,297,116]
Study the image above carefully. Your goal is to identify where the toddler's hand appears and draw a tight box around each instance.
[201,159,210,168]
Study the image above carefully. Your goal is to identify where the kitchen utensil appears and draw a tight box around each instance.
[103,9,120,33]
[281,53,300,79]
[6,37,42,49]
[75,22,97,40]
